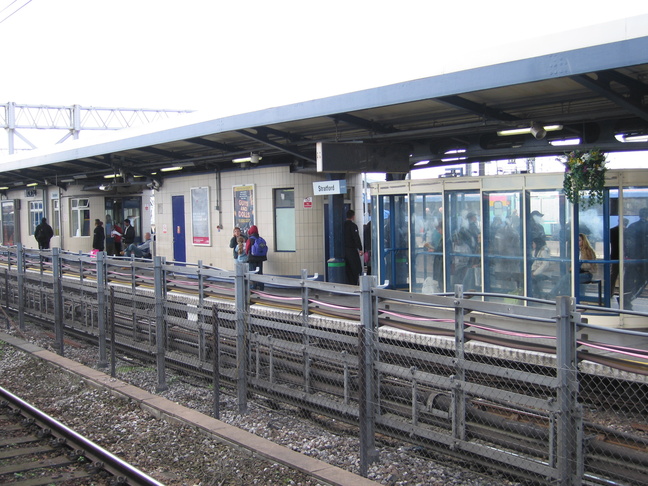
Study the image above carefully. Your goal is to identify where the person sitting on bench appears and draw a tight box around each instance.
[123,232,152,258]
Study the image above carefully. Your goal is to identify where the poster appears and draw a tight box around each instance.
[191,186,211,245]
[233,184,254,234]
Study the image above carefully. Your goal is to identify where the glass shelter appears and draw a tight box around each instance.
[371,169,648,325]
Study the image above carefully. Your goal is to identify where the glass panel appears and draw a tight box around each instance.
[381,195,409,289]
[71,198,90,237]
[29,200,44,235]
[577,195,605,306]
[621,187,648,311]
[1,201,15,245]
[527,190,570,300]
[483,191,523,299]
[52,199,60,237]
[445,191,481,292]
[274,188,295,251]
[410,193,443,293]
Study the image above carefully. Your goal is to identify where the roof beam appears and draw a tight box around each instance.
[572,74,648,122]
[186,137,241,152]
[235,129,315,163]
[328,113,396,134]
[437,95,520,122]
[135,146,192,160]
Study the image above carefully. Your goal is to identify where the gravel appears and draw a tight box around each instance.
[0,325,522,486]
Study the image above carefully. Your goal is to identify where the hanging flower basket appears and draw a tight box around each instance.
[562,149,607,209]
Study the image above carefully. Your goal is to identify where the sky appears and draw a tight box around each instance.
[2,1,648,153]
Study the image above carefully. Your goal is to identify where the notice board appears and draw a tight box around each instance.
[233,184,255,234]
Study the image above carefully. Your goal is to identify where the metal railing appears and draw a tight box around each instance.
[1,244,647,485]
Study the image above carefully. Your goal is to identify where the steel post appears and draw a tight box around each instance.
[235,262,248,413]
[359,274,378,476]
[96,252,108,368]
[154,256,168,392]
[452,284,466,442]
[556,296,581,485]
[52,248,64,356]
[16,244,25,330]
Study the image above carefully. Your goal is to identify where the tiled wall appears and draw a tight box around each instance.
[156,165,327,276]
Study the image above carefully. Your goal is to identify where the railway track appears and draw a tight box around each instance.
[0,385,163,486]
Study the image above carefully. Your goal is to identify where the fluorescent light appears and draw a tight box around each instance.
[616,133,648,143]
[413,160,430,166]
[73,174,88,179]
[0,186,9,190]
[550,138,581,146]
[497,124,563,136]
[26,182,39,187]
[160,166,183,172]
[233,154,262,164]
[104,174,119,179]
[444,149,466,155]
[441,156,467,162]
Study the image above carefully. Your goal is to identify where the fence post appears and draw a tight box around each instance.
[235,262,248,413]
[16,243,25,331]
[556,296,581,485]
[301,269,311,393]
[452,284,466,442]
[212,304,220,419]
[96,251,108,368]
[359,274,378,476]
[154,256,168,392]
[52,248,64,356]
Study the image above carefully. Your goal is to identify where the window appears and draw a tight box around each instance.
[29,200,44,236]
[274,188,295,251]
[1,201,15,246]
[52,198,60,236]
[71,198,90,237]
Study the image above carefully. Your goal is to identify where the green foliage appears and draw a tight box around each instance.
[562,149,607,209]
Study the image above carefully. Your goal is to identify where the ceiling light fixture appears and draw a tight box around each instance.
[497,124,563,137]
[549,138,581,146]
[26,182,39,187]
[160,166,183,172]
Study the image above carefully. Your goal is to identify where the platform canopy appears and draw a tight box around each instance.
[1,31,648,191]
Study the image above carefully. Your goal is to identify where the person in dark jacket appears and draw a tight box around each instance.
[344,210,363,285]
[229,227,247,262]
[122,219,135,247]
[245,225,267,290]
[92,219,105,252]
[34,217,54,249]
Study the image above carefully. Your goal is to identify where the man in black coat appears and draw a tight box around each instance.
[343,210,363,285]
[34,217,54,249]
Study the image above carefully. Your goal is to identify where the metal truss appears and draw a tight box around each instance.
[1,102,193,154]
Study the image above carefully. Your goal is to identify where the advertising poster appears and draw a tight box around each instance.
[191,186,211,245]
[233,184,254,234]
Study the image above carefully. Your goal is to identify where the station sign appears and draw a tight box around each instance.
[312,180,347,196]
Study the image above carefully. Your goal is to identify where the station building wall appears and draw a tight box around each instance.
[155,165,330,276]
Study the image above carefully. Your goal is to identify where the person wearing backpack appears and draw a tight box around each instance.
[245,225,268,290]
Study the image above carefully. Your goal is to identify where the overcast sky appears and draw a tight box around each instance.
[3,1,648,116]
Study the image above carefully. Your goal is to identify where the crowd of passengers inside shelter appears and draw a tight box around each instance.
[394,187,648,310]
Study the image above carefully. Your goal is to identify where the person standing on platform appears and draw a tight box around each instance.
[111,221,123,255]
[344,210,363,285]
[122,219,135,248]
[34,217,54,249]
[245,225,268,290]
[93,219,105,252]
[229,227,246,262]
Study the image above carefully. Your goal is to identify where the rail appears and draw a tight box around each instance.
[1,244,647,485]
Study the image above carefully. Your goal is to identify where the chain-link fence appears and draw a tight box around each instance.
[2,244,647,485]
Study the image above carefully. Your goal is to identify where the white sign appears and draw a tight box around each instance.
[303,197,313,208]
[312,180,347,196]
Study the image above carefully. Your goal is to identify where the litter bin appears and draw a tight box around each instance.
[327,258,346,283]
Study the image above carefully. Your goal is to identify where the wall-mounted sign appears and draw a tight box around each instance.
[233,184,255,234]
[303,197,313,208]
[312,180,347,196]
[191,186,211,245]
